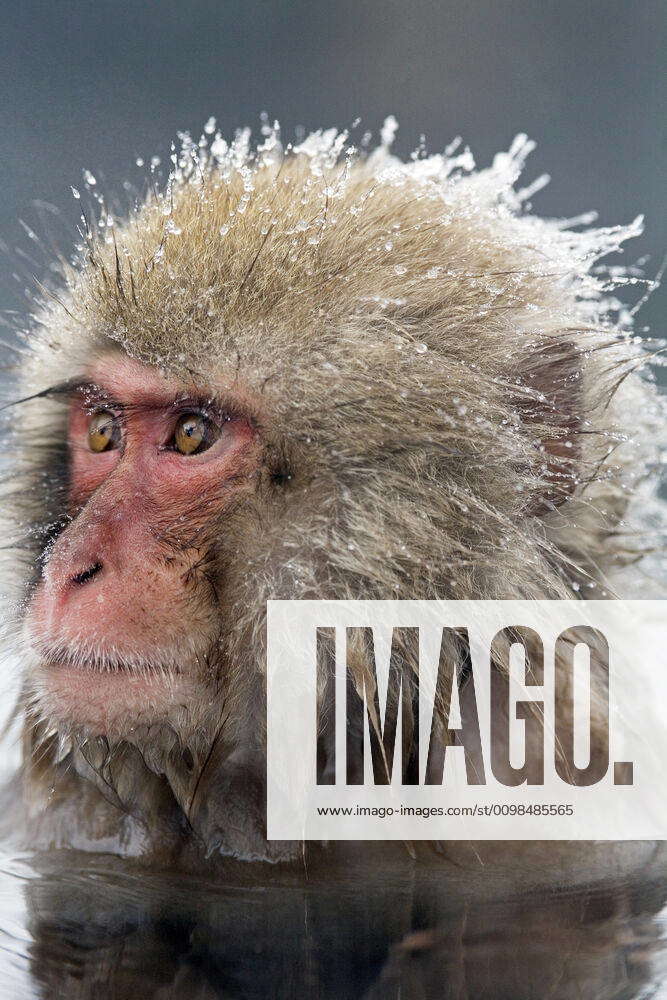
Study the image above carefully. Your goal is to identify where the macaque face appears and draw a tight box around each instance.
[26,354,261,736]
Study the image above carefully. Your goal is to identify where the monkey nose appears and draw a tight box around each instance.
[69,561,104,587]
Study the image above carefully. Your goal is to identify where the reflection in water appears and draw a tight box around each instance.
[0,848,665,999]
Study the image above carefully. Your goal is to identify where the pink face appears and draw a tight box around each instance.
[27,356,261,735]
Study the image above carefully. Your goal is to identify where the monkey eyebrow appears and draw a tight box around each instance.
[0,377,260,428]
[68,379,124,410]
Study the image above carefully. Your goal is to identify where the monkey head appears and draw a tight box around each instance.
[3,123,663,854]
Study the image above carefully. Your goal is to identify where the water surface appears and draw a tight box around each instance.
[0,845,665,998]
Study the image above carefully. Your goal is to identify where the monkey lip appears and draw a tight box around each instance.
[42,656,154,675]
[38,655,180,700]
[36,646,182,677]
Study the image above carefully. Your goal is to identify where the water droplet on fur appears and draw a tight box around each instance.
[380,115,398,147]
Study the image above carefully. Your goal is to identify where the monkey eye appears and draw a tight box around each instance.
[172,412,219,456]
[87,409,121,453]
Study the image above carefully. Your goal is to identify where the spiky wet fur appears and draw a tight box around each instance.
[1,123,665,861]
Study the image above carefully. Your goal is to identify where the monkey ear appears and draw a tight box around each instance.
[515,340,582,512]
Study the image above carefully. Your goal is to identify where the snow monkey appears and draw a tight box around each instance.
[1,120,664,867]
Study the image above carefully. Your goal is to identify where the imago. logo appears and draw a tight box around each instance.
[266,601,667,840]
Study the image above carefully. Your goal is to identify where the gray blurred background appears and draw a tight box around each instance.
[0,0,664,333]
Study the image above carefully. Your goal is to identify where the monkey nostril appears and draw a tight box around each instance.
[70,562,103,587]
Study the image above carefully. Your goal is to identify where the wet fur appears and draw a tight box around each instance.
[1,123,665,862]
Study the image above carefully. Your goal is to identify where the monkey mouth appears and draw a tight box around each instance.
[36,644,182,678]
[43,656,135,674]
[30,646,191,734]
[42,655,165,675]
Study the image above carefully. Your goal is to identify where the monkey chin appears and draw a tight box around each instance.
[28,653,198,739]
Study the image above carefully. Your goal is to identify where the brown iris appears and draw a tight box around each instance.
[173,412,216,455]
[88,410,120,452]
